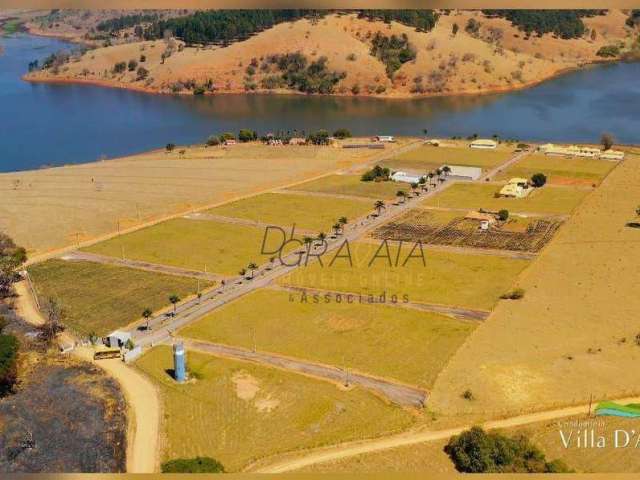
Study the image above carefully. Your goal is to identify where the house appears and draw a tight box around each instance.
[375,135,395,143]
[224,139,237,146]
[600,149,625,160]
[288,137,306,145]
[105,330,132,349]
[464,211,496,230]
[443,165,482,181]
[469,139,497,149]
[539,143,601,158]
[499,178,531,198]
[390,171,423,184]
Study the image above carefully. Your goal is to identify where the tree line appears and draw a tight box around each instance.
[96,13,161,32]
[481,10,605,39]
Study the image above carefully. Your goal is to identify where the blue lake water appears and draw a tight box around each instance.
[1,33,640,172]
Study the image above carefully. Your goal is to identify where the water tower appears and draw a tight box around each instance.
[173,342,186,383]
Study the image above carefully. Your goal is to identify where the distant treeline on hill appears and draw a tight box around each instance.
[481,10,605,39]
[97,13,161,32]
[143,9,439,45]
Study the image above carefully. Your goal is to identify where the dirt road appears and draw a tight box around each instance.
[183,338,427,407]
[255,395,640,473]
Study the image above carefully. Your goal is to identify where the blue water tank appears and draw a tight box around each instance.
[173,342,186,382]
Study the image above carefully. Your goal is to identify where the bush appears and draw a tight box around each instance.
[307,129,331,145]
[220,132,235,141]
[497,209,509,221]
[530,173,547,188]
[500,288,525,300]
[206,135,221,146]
[112,61,127,74]
[596,45,620,57]
[333,128,352,139]
[127,59,138,71]
[346,53,357,61]
[161,457,225,473]
[445,426,571,473]
[136,66,149,81]
[361,165,390,182]
[139,54,146,62]
[193,86,206,95]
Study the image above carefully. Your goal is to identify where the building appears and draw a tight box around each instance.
[390,171,423,184]
[173,342,186,383]
[105,330,132,349]
[443,165,482,181]
[600,149,625,160]
[424,139,441,146]
[465,211,497,230]
[288,137,306,145]
[539,143,602,158]
[375,135,395,143]
[499,178,531,198]
[469,139,497,149]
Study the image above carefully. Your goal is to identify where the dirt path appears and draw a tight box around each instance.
[74,347,161,473]
[255,395,640,473]
[182,338,427,407]
[61,250,224,282]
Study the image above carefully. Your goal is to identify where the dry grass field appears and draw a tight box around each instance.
[207,192,373,232]
[280,241,530,311]
[428,155,640,416]
[383,145,512,173]
[27,259,207,335]
[83,217,292,277]
[0,143,380,255]
[495,154,617,186]
[288,174,412,200]
[135,346,416,472]
[180,288,475,388]
[422,183,590,215]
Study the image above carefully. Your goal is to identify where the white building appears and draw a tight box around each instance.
[106,330,132,349]
[375,135,395,143]
[390,171,423,184]
[469,139,498,149]
[499,178,531,198]
[600,149,625,160]
[442,165,482,181]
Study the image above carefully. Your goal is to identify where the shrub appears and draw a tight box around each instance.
[140,54,146,62]
[206,135,220,146]
[461,389,474,400]
[530,173,547,188]
[193,86,206,95]
[596,45,620,57]
[351,84,360,95]
[127,59,138,71]
[333,128,352,139]
[136,67,149,81]
[497,209,509,221]
[361,165,390,182]
[112,61,127,74]
[161,457,225,473]
[500,288,525,300]
[346,53,357,61]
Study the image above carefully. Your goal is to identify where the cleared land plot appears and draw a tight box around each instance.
[289,174,411,200]
[374,209,562,253]
[1,143,381,254]
[280,241,530,311]
[28,259,206,335]
[422,183,589,215]
[207,192,372,232]
[84,218,290,276]
[181,288,475,388]
[136,346,415,472]
[382,146,511,173]
[495,154,616,186]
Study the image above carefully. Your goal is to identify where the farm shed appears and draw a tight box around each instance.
[443,165,482,181]
[375,135,395,143]
[499,178,531,198]
[469,139,497,149]
[600,149,625,160]
[391,171,423,184]
[105,330,132,348]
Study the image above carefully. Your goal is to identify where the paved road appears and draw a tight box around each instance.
[254,395,640,473]
[61,251,224,282]
[274,285,489,321]
[183,339,427,408]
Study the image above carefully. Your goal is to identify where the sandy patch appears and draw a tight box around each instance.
[255,395,281,413]
[232,370,261,401]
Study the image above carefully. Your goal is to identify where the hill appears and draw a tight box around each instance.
[23,10,638,98]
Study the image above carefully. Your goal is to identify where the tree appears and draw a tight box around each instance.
[374,200,385,215]
[247,262,258,278]
[136,66,149,81]
[206,135,220,146]
[239,268,246,277]
[396,190,406,203]
[112,61,127,74]
[238,129,257,142]
[498,209,509,221]
[452,22,459,36]
[442,165,451,176]
[128,59,138,71]
[38,298,65,347]
[125,338,135,350]
[0,334,18,397]
[169,294,180,314]
[332,223,341,235]
[166,143,176,152]
[530,173,547,188]
[303,236,313,248]
[142,308,152,330]
[316,232,327,243]
[307,129,330,145]
[338,216,348,232]
[162,457,225,473]
[600,132,614,151]
[333,128,352,139]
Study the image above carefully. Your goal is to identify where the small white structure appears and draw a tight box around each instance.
[375,135,395,143]
[443,165,482,181]
[424,139,441,146]
[288,137,306,145]
[600,149,625,160]
[499,178,531,198]
[469,139,498,149]
[390,171,423,184]
[106,330,132,349]
[465,211,497,230]
[539,143,602,158]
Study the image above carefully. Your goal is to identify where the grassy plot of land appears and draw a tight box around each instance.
[422,183,590,215]
[28,259,206,336]
[84,218,291,276]
[136,346,415,472]
[207,192,372,232]
[383,146,511,173]
[495,154,617,185]
[289,174,411,200]
[280,241,529,311]
[181,288,475,388]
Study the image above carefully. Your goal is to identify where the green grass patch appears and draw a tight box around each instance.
[280,241,529,311]
[289,174,411,200]
[207,192,372,232]
[84,218,290,276]
[496,154,616,185]
[181,288,475,388]
[28,259,207,336]
[423,183,589,215]
[383,146,510,172]
[136,346,415,472]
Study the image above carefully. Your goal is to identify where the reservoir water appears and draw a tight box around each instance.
[1,33,640,172]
